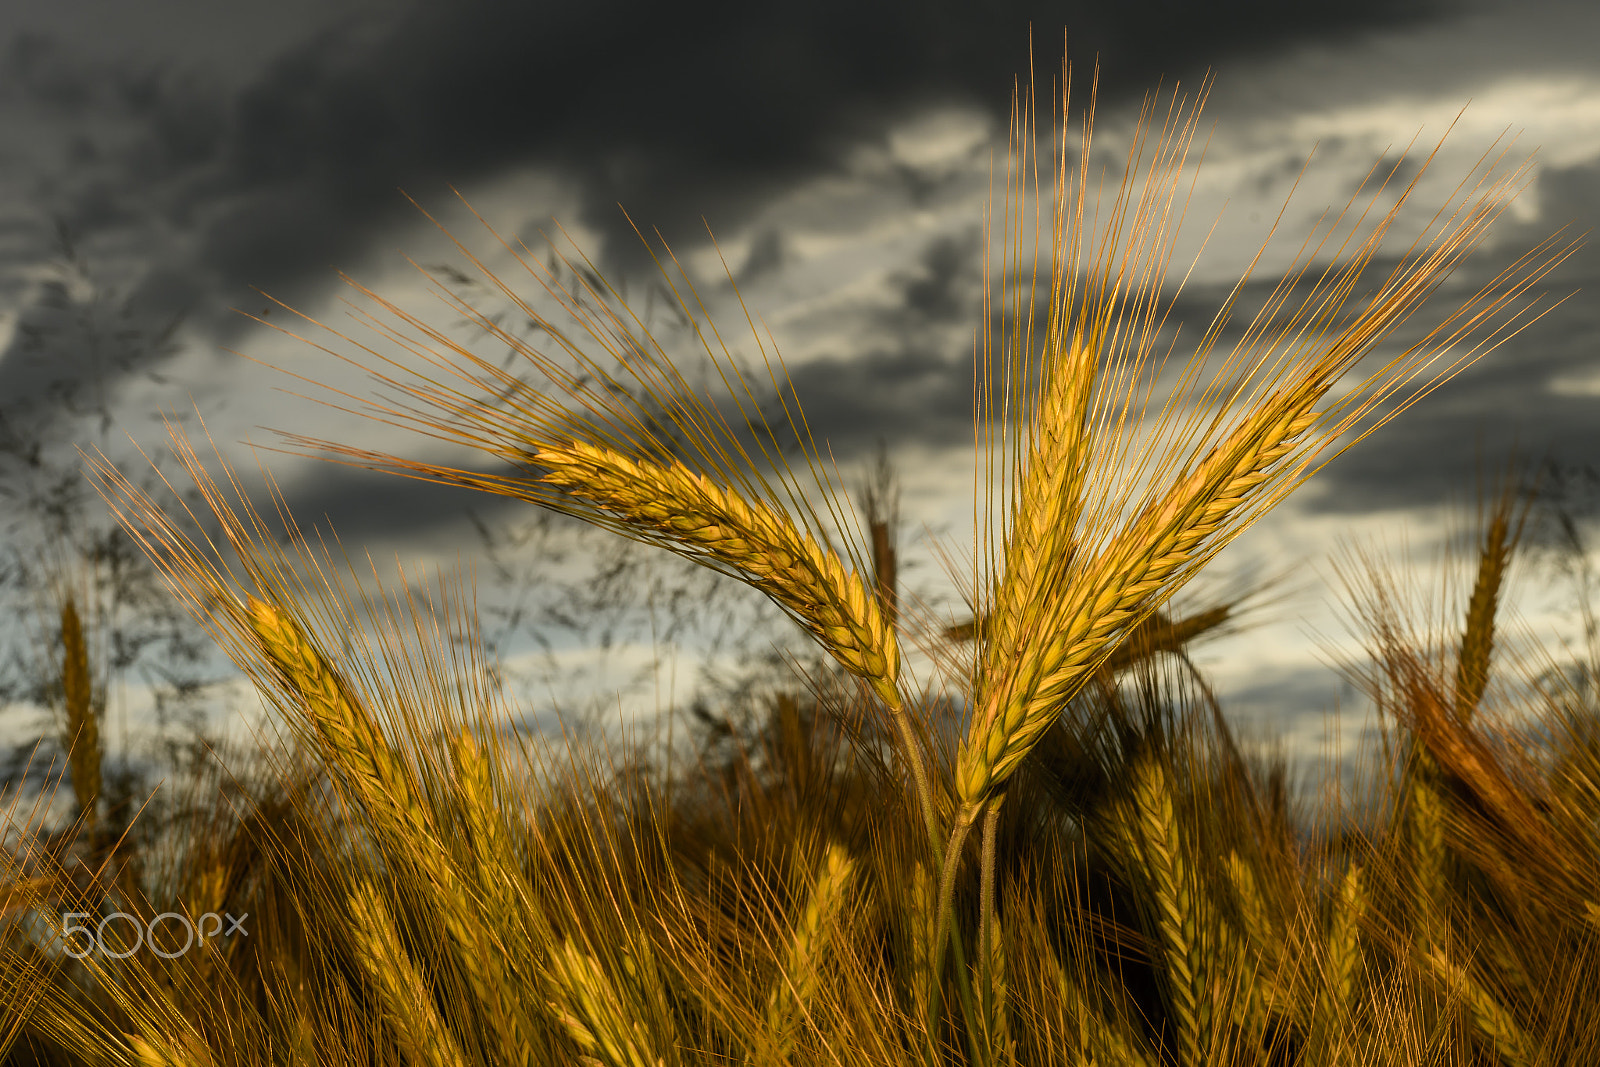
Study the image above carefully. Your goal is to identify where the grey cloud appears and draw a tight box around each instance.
[4,0,1450,378]
[5,0,1526,551]
[736,229,786,286]
[259,458,534,549]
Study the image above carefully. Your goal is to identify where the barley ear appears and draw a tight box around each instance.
[244,595,433,841]
[1421,948,1536,1067]
[1454,466,1527,724]
[979,332,1098,712]
[449,727,557,945]
[976,904,1017,1066]
[1305,862,1367,1066]
[125,1033,216,1067]
[1222,850,1297,1025]
[1214,861,1275,1040]
[764,841,857,1060]
[247,597,543,1066]
[1126,757,1210,1067]
[536,440,941,849]
[536,441,900,710]
[956,395,1323,811]
[1409,763,1450,951]
[546,936,676,1067]
[447,724,567,1066]
[345,879,470,1067]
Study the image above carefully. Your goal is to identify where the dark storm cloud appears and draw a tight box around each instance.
[247,457,531,548]
[246,0,1439,281]
[759,225,987,458]
[1296,153,1600,514]
[1302,300,1600,515]
[1133,239,1596,519]
[2,0,1448,403]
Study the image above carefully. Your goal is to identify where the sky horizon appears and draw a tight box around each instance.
[3,0,1599,792]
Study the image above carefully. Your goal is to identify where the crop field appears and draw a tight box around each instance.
[3,46,1595,1067]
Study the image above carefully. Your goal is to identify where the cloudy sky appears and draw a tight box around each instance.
[2,0,1598,782]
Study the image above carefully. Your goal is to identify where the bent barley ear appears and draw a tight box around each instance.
[534,439,901,709]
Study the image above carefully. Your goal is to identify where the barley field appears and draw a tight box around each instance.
[3,49,1595,1066]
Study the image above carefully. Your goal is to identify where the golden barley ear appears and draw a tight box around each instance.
[951,54,1577,845]
[1453,455,1539,722]
[244,596,421,825]
[763,840,857,1060]
[546,934,680,1067]
[898,857,937,1049]
[1130,755,1213,1066]
[344,878,470,1067]
[1304,861,1368,1066]
[1216,849,1291,1039]
[1420,947,1538,1067]
[1407,760,1451,951]
[1402,460,1532,951]
[246,595,558,1066]
[535,439,902,709]
[531,438,945,851]
[976,896,1017,1065]
[125,1031,217,1067]
[87,425,559,1067]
